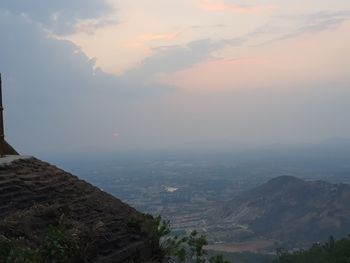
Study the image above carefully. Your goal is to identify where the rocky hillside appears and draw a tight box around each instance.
[0,157,157,262]
[219,176,350,247]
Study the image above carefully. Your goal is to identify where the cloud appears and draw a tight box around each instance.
[0,6,252,155]
[299,11,350,32]
[73,17,119,35]
[124,37,245,80]
[128,33,179,48]
[4,3,349,156]
[190,24,228,30]
[256,10,350,44]
[198,0,276,14]
[0,0,115,34]
[0,11,175,155]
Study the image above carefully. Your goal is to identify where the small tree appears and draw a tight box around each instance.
[151,216,231,263]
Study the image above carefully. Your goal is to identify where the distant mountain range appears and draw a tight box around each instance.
[218,176,350,247]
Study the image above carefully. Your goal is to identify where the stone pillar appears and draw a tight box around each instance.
[0,74,4,157]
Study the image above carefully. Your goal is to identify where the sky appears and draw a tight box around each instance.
[0,0,350,156]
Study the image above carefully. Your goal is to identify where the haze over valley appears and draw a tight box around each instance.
[50,140,350,258]
[1,0,350,262]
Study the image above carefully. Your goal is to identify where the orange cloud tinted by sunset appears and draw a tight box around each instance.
[198,0,276,14]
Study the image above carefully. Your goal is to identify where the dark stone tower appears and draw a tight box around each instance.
[0,74,18,156]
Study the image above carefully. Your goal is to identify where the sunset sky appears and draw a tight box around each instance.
[0,0,350,155]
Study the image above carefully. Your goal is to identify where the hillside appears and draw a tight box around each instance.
[0,156,156,262]
[219,176,350,247]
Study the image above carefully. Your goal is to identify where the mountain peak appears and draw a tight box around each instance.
[219,176,350,247]
[266,175,304,184]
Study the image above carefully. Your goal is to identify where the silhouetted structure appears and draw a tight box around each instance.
[0,74,18,156]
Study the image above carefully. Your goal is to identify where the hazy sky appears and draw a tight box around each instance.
[0,0,350,155]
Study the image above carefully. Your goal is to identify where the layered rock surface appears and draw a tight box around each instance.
[0,157,155,262]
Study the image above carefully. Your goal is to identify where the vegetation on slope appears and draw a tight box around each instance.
[0,225,80,263]
[1,214,350,263]
[275,236,350,263]
[0,215,231,263]
[128,215,231,262]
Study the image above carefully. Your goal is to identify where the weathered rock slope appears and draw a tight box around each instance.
[0,157,155,262]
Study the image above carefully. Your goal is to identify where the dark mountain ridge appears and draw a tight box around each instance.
[219,175,350,247]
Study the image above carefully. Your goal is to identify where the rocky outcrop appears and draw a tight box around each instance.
[0,157,156,262]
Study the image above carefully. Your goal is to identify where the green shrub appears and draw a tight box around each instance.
[151,216,230,263]
[0,235,37,263]
[0,226,81,263]
[38,225,80,263]
[6,245,37,263]
[0,235,12,260]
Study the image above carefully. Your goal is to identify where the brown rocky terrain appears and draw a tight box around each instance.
[0,157,157,262]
